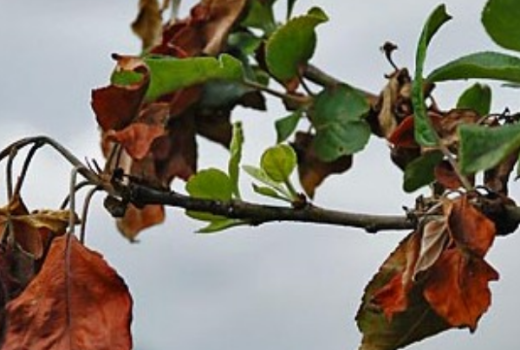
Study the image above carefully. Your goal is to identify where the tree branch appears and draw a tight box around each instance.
[126,183,415,233]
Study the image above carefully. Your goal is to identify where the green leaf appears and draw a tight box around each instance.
[459,123,520,174]
[241,0,277,34]
[482,0,520,52]
[143,54,244,101]
[228,32,263,55]
[403,151,444,193]
[265,7,328,81]
[413,5,452,146]
[229,122,244,198]
[427,51,520,84]
[312,84,370,161]
[456,83,492,116]
[260,144,297,183]
[186,168,233,201]
[275,110,302,143]
[197,219,246,234]
[242,165,291,198]
[252,184,291,202]
[111,70,144,86]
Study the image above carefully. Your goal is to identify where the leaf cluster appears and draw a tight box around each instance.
[3,0,520,348]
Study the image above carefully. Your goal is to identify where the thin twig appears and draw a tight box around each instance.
[0,136,113,194]
[303,64,379,105]
[127,183,415,233]
[242,79,308,105]
[13,141,45,197]
[60,181,93,209]
[80,186,101,244]
[5,147,16,201]
[68,167,80,235]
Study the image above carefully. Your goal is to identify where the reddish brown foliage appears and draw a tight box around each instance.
[292,131,352,198]
[358,194,499,347]
[2,235,133,350]
[91,0,254,239]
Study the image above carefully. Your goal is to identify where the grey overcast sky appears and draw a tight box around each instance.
[1,1,520,349]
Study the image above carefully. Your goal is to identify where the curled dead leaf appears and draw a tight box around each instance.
[91,56,150,131]
[291,132,352,198]
[132,0,163,50]
[151,0,247,57]
[413,217,449,279]
[105,122,165,160]
[369,69,412,138]
[0,195,73,259]
[117,204,165,241]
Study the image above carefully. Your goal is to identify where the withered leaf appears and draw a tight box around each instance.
[435,108,479,148]
[91,56,150,131]
[357,232,450,350]
[292,132,352,198]
[413,217,449,278]
[0,195,72,259]
[153,115,197,183]
[484,149,518,195]
[372,69,412,138]
[117,204,165,241]
[423,248,498,331]
[152,0,247,57]
[0,243,35,300]
[199,0,248,55]
[105,122,165,160]
[448,195,496,257]
[388,115,417,149]
[132,0,163,50]
[3,235,133,350]
[434,160,469,190]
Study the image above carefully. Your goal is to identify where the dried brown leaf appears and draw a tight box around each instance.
[423,249,498,331]
[199,0,248,55]
[0,195,72,259]
[91,56,149,131]
[105,123,165,160]
[357,232,450,350]
[132,0,163,50]
[448,196,496,257]
[3,235,133,350]
[153,115,197,183]
[413,218,449,278]
[117,204,165,241]
[373,69,412,138]
[151,0,247,57]
[292,132,352,198]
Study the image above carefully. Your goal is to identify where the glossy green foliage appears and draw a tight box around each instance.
[275,110,302,143]
[428,51,520,84]
[260,144,297,183]
[459,123,520,174]
[241,0,277,34]
[456,83,492,116]
[265,7,328,82]
[312,84,370,161]
[412,4,452,147]
[482,0,520,52]
[144,54,244,101]
[403,151,444,193]
[186,168,233,201]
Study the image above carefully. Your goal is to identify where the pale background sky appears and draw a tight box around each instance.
[1,1,520,349]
